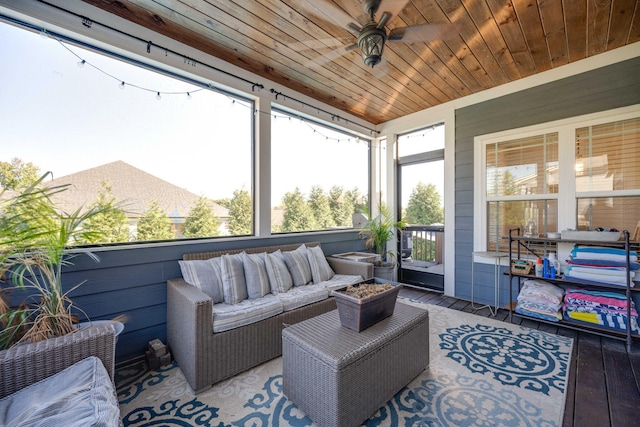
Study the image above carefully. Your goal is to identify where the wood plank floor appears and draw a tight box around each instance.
[399,286,640,427]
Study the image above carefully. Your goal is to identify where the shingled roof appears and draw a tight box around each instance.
[44,160,228,219]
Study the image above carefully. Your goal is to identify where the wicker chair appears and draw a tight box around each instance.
[0,323,116,399]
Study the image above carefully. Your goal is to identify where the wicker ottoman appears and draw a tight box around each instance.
[282,302,429,427]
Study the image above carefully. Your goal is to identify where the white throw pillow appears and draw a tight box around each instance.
[221,253,248,304]
[178,258,224,303]
[307,245,335,283]
[241,252,271,299]
[283,244,313,286]
[265,250,293,293]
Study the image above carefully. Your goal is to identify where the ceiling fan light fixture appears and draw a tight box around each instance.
[358,25,386,68]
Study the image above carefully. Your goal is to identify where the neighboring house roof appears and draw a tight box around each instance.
[43,161,228,219]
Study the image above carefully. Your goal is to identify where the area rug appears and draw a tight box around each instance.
[115,299,573,426]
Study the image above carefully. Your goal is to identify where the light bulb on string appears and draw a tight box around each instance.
[77,60,86,68]
[40,29,48,39]
[187,92,192,100]
[156,92,161,100]
[119,81,125,90]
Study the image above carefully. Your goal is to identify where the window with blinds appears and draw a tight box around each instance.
[576,117,640,232]
[476,106,640,256]
[486,133,558,197]
[484,133,558,251]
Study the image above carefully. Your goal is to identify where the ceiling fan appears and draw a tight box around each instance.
[293,0,456,69]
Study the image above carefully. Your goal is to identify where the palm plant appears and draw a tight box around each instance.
[0,173,114,349]
[358,203,406,265]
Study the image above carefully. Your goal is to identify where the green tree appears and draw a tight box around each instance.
[213,198,231,209]
[328,185,351,227]
[0,158,40,191]
[308,186,335,229]
[136,200,174,241]
[82,181,130,243]
[404,183,444,225]
[282,188,317,232]
[228,189,252,235]
[183,197,220,237]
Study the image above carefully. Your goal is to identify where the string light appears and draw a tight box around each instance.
[52,29,371,142]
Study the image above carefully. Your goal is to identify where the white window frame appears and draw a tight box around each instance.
[473,104,640,264]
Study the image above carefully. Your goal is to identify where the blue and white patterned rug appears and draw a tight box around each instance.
[116,300,573,426]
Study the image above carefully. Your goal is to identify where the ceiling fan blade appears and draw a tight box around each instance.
[388,23,458,43]
[305,45,354,69]
[378,0,411,22]
[377,12,392,29]
[287,0,359,31]
[347,22,363,34]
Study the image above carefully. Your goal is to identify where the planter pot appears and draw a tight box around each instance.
[374,263,396,281]
[332,283,402,332]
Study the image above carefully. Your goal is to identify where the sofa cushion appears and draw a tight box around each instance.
[265,250,293,293]
[283,244,312,287]
[319,274,364,292]
[307,245,335,283]
[179,258,224,303]
[212,294,283,333]
[274,284,329,312]
[241,252,271,299]
[0,356,120,426]
[221,253,248,304]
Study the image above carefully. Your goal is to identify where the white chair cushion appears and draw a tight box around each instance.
[179,258,224,303]
[274,284,329,311]
[212,294,283,333]
[221,253,248,304]
[283,244,312,286]
[0,356,120,427]
[241,252,271,299]
[319,274,364,292]
[265,250,293,293]
[307,245,335,283]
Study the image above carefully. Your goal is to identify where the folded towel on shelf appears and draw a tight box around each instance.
[570,245,638,264]
[563,309,639,333]
[563,265,636,286]
[516,303,562,322]
[517,279,565,305]
[567,258,640,270]
[564,289,638,313]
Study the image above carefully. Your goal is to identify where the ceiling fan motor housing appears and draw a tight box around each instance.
[358,23,386,67]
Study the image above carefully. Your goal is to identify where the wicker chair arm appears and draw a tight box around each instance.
[0,323,116,399]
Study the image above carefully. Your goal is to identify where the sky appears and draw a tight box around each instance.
[0,21,368,206]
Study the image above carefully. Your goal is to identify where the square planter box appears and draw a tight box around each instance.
[332,282,402,332]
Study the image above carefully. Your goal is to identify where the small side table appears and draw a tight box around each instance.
[471,251,509,316]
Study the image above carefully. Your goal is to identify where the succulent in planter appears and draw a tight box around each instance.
[358,203,407,268]
[0,173,117,349]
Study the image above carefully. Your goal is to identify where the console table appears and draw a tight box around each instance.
[282,302,429,427]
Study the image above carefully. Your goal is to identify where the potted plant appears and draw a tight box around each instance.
[358,203,406,280]
[0,173,121,349]
[332,281,402,332]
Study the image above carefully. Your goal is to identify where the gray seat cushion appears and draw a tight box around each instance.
[212,294,283,333]
[0,356,120,426]
[274,283,329,311]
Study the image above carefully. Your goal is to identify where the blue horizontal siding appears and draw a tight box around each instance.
[56,231,367,363]
[455,57,640,307]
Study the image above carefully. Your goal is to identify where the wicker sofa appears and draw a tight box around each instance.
[167,241,373,393]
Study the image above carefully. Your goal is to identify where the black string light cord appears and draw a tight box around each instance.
[0,2,379,139]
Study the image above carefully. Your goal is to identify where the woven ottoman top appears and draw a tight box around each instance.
[282,302,428,370]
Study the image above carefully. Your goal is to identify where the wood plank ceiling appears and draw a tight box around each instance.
[83,0,640,125]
